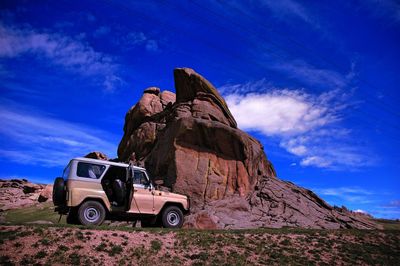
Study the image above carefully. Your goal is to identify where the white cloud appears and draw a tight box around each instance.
[221,79,372,169]
[225,89,335,136]
[354,209,368,214]
[0,23,122,92]
[261,0,312,24]
[0,105,118,167]
[300,156,330,168]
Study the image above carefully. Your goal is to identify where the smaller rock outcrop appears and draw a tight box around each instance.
[84,151,108,160]
[0,179,53,211]
[117,87,176,165]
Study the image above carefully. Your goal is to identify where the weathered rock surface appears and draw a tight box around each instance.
[0,179,53,211]
[38,184,53,203]
[118,87,176,166]
[118,68,379,229]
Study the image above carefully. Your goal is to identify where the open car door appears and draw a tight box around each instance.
[128,169,154,214]
[125,166,133,211]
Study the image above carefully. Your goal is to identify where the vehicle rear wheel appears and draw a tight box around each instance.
[52,177,66,206]
[78,201,106,226]
[161,206,184,228]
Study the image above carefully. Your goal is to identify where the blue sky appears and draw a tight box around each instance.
[0,0,399,219]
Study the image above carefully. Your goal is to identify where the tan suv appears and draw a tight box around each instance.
[53,158,189,228]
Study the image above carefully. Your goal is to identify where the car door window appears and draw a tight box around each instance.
[77,162,106,179]
[133,171,148,186]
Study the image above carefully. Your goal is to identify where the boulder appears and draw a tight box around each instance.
[118,87,176,165]
[118,68,380,229]
[38,185,53,203]
[84,151,108,160]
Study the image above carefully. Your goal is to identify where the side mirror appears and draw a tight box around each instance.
[154,180,164,191]
[154,180,164,186]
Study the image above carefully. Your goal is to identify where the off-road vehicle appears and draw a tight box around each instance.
[53,157,189,228]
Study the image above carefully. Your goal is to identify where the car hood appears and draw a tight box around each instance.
[154,190,188,200]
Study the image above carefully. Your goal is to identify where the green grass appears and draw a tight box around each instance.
[150,239,162,252]
[376,219,400,230]
[3,202,66,224]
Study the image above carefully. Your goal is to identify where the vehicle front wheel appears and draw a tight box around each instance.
[78,201,106,226]
[161,206,184,228]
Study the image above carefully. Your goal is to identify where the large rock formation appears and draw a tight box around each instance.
[118,68,379,229]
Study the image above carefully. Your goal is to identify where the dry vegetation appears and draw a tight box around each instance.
[0,224,399,266]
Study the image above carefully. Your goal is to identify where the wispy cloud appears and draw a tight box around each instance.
[261,0,312,24]
[313,187,374,204]
[269,60,354,90]
[221,78,373,169]
[0,104,118,167]
[368,200,400,219]
[312,187,400,218]
[386,200,400,207]
[118,31,160,52]
[93,26,111,38]
[0,23,123,92]
[363,0,400,23]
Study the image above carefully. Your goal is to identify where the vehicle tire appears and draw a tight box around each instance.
[66,208,80,225]
[78,201,106,226]
[161,206,184,228]
[52,177,66,206]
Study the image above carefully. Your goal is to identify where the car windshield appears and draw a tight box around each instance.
[62,162,71,179]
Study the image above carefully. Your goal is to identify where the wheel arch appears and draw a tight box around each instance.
[160,202,188,215]
[78,197,110,214]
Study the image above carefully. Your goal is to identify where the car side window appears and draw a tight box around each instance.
[77,162,106,179]
[133,171,148,185]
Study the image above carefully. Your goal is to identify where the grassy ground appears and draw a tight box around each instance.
[375,218,400,230]
[1,204,399,265]
[0,225,399,265]
[2,202,66,224]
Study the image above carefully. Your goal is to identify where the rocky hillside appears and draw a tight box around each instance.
[0,179,52,212]
[0,179,53,223]
[118,68,379,229]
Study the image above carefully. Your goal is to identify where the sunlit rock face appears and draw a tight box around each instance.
[118,68,379,229]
